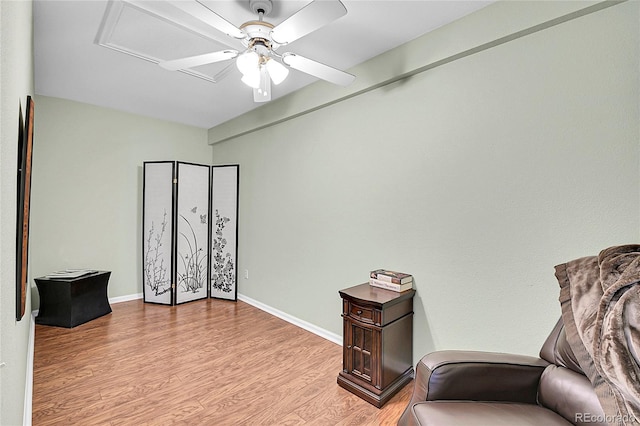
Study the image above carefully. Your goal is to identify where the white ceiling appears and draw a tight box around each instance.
[34,0,492,129]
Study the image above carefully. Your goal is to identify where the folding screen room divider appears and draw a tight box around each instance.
[142,161,239,305]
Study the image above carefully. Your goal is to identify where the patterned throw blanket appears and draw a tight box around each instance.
[555,245,640,425]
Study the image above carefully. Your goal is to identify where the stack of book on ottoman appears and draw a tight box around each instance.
[369,269,413,292]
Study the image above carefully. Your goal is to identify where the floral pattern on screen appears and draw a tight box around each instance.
[211,209,234,293]
[210,165,238,301]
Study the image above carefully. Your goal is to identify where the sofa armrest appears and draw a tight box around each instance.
[409,350,549,404]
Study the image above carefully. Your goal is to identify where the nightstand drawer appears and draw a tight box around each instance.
[348,302,377,324]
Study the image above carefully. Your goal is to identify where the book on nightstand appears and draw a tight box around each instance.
[370,269,413,284]
[369,278,413,292]
[369,269,413,292]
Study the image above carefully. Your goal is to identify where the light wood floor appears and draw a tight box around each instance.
[32,298,412,425]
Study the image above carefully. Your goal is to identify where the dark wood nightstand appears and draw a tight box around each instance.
[337,283,415,407]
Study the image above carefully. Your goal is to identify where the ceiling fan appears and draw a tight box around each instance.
[159,0,355,103]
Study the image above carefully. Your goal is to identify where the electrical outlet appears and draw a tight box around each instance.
[244,269,249,279]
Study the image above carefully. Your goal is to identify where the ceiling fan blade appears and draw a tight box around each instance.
[282,53,355,86]
[159,50,238,71]
[169,0,245,39]
[270,0,347,45]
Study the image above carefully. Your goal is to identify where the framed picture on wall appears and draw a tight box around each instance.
[16,96,35,321]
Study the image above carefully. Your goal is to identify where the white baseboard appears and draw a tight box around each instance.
[238,293,342,346]
[23,312,35,426]
[109,293,142,304]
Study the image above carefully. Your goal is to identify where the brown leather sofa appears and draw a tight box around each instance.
[398,318,608,426]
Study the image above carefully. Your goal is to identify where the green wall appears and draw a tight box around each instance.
[0,1,34,424]
[29,97,210,306]
[209,1,640,360]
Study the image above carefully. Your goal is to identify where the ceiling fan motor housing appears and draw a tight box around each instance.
[240,21,279,51]
[240,0,279,52]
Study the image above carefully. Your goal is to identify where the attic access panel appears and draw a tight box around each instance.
[96,0,237,83]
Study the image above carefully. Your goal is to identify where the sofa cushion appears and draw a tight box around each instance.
[408,401,573,426]
[538,365,607,426]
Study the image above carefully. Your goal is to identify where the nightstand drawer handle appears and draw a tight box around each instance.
[357,310,363,315]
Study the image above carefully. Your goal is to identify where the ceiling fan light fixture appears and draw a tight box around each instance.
[265,58,289,85]
[236,50,259,76]
[241,68,261,89]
